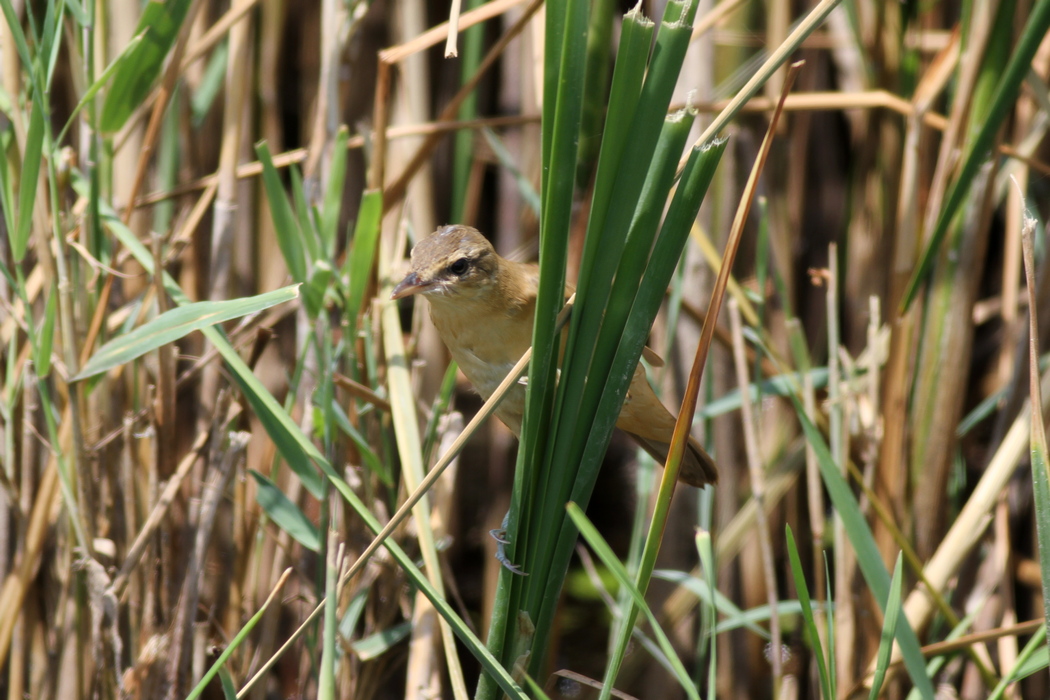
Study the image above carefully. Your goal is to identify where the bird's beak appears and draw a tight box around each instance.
[391,271,429,300]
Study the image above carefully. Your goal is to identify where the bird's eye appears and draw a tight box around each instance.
[448,258,470,276]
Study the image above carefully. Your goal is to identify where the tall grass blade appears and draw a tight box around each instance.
[33,282,56,378]
[0,0,38,94]
[526,8,716,676]
[256,141,309,283]
[567,502,700,700]
[190,41,228,125]
[786,525,832,700]
[318,534,340,700]
[99,0,194,132]
[186,569,294,700]
[73,285,300,380]
[320,126,349,257]
[351,623,412,660]
[988,626,1049,699]
[1020,202,1050,676]
[57,32,146,144]
[696,530,718,697]
[901,0,1050,311]
[869,555,904,700]
[653,570,780,638]
[481,128,539,216]
[450,0,484,222]
[250,470,321,552]
[788,395,935,698]
[12,99,44,263]
[576,0,615,186]
[345,189,382,327]
[218,667,237,699]
[39,0,64,89]
[289,165,321,263]
[479,3,590,694]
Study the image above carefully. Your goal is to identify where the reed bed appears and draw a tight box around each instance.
[0,0,1049,698]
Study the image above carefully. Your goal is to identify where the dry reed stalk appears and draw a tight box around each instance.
[920,619,1043,658]
[151,233,177,486]
[764,0,788,101]
[728,297,782,686]
[5,366,38,699]
[997,39,1050,388]
[823,241,856,690]
[0,266,43,349]
[78,0,208,380]
[677,299,773,374]
[0,428,62,669]
[444,0,463,57]
[691,0,747,41]
[860,297,881,502]
[302,0,349,179]
[138,115,540,207]
[198,0,254,527]
[207,0,253,303]
[180,0,264,72]
[117,414,142,646]
[368,0,526,194]
[383,0,527,64]
[909,0,1005,560]
[166,427,249,697]
[993,492,1021,695]
[431,411,469,626]
[379,0,544,212]
[887,366,1050,661]
[130,90,1050,213]
[108,427,213,600]
[800,351,827,641]
[688,55,803,697]
[874,32,939,578]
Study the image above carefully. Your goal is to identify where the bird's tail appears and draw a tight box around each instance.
[628,433,718,488]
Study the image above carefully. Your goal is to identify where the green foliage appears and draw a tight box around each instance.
[869,555,905,700]
[345,189,382,329]
[786,525,834,700]
[567,503,700,699]
[902,0,1050,310]
[99,0,194,132]
[73,286,300,381]
[787,389,936,698]
[250,470,322,552]
[33,282,56,378]
[256,142,309,285]
[12,95,43,262]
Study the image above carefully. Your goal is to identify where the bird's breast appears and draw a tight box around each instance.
[429,300,533,434]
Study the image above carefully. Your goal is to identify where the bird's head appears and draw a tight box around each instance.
[391,225,500,303]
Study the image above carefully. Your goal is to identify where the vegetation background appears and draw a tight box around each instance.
[1,0,1049,698]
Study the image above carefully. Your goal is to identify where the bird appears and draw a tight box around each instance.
[391,224,718,488]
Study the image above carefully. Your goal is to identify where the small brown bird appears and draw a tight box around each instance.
[392,225,717,488]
